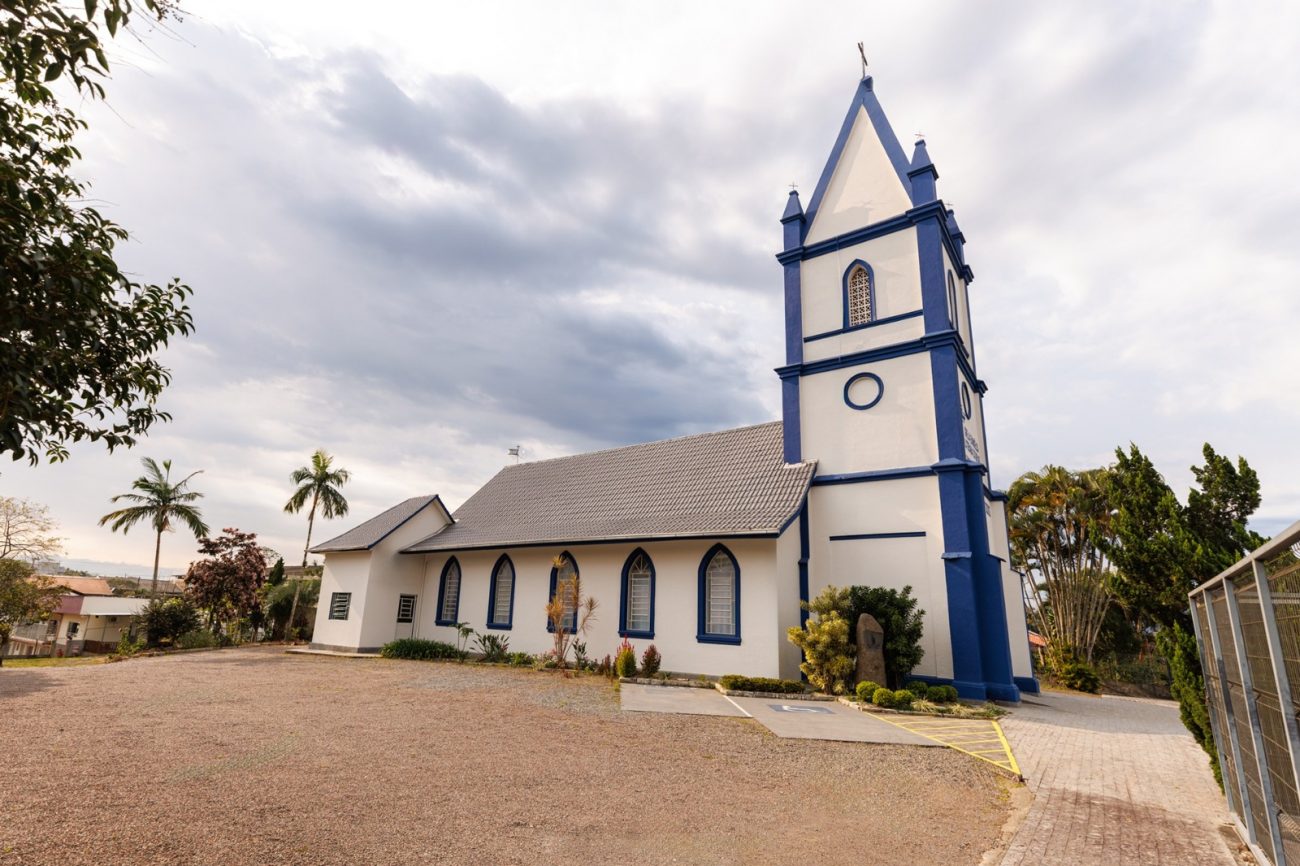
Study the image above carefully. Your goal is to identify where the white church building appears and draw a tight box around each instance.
[309,75,1037,702]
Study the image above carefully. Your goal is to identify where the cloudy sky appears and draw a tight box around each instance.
[5,1,1299,575]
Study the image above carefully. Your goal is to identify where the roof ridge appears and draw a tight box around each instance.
[505,420,783,470]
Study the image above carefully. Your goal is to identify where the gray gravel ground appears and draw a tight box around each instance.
[1,647,1011,865]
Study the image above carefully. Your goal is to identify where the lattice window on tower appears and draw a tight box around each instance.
[847,265,872,326]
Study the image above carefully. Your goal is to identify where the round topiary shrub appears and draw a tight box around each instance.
[928,684,959,704]
[855,680,882,702]
[871,687,896,708]
[904,680,929,698]
[892,689,915,709]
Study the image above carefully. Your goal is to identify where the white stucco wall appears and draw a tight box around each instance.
[806,476,953,680]
[799,351,939,477]
[804,106,912,245]
[988,497,1034,680]
[313,551,371,649]
[800,229,924,357]
[411,537,792,679]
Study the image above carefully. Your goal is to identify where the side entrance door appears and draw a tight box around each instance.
[395,594,417,640]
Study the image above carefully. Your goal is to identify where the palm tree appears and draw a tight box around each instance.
[283,449,350,638]
[99,458,208,596]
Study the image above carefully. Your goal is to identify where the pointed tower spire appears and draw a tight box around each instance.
[946,207,966,264]
[908,138,939,204]
[780,189,805,251]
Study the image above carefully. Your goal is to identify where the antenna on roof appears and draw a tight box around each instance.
[857,41,869,78]
[508,445,522,464]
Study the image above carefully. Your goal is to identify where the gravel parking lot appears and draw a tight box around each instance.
[1,647,1011,865]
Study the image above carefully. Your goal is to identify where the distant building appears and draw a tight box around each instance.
[4,577,149,657]
[308,75,1037,700]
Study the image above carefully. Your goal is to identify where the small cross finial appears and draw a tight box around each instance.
[857,41,869,77]
[789,182,799,192]
[915,132,925,141]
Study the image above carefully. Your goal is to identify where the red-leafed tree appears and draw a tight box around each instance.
[184,528,267,634]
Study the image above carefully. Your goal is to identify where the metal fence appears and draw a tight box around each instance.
[1190,520,1300,866]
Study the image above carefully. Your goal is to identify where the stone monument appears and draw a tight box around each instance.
[856,613,887,686]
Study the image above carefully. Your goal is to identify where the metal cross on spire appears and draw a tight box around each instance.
[857,41,869,77]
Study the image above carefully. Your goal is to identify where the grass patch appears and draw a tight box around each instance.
[2,656,109,669]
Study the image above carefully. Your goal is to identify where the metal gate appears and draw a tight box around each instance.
[1191,520,1300,866]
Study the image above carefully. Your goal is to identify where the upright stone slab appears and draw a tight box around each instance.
[856,613,887,686]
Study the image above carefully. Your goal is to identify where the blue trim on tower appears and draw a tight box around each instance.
[830,531,926,541]
[434,556,461,626]
[546,551,580,633]
[840,259,877,330]
[802,76,914,239]
[697,543,742,645]
[797,501,810,628]
[843,372,884,411]
[618,547,656,639]
[776,329,981,385]
[804,309,923,344]
[486,553,515,630]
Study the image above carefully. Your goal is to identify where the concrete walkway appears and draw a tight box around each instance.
[619,684,932,745]
[999,690,1244,866]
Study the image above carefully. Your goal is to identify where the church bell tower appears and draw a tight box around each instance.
[777,75,1036,701]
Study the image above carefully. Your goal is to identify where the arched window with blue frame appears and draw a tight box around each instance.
[435,556,461,626]
[547,551,579,632]
[843,261,875,328]
[946,270,959,331]
[486,554,515,630]
[697,543,740,644]
[619,548,656,638]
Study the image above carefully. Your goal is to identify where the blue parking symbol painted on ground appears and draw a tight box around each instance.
[769,704,833,714]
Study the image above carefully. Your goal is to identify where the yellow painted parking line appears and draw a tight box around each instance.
[862,711,1022,777]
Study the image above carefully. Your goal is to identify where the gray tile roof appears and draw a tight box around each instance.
[310,495,443,553]
[403,422,815,553]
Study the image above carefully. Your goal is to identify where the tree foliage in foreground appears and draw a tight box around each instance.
[1,0,193,463]
[184,528,267,633]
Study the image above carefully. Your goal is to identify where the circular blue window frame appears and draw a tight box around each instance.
[843,372,884,411]
[960,382,973,420]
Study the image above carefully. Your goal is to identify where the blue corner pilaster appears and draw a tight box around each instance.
[780,190,805,464]
[934,461,987,700]
[965,469,1018,702]
[908,139,939,205]
[797,499,810,628]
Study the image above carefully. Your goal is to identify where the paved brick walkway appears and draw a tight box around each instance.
[999,690,1244,865]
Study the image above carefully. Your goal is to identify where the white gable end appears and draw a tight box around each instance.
[804,105,913,245]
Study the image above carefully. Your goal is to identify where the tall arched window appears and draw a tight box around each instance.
[436,557,461,626]
[697,544,740,644]
[547,552,579,632]
[619,549,656,638]
[946,271,959,330]
[846,264,873,327]
[487,554,515,629]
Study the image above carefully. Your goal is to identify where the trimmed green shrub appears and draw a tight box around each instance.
[892,689,915,709]
[1048,645,1102,694]
[176,629,219,650]
[615,647,638,678]
[855,680,882,702]
[871,687,896,708]
[640,644,662,676]
[139,597,200,647]
[506,651,535,667]
[719,675,806,694]
[787,610,855,695]
[803,584,926,688]
[904,680,929,698]
[381,638,461,660]
[927,684,959,704]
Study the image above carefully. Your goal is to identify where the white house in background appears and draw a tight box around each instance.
[4,576,149,657]
[309,75,1038,701]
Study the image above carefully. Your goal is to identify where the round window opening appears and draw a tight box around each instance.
[961,382,973,420]
[843,372,884,411]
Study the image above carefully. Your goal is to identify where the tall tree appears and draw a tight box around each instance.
[283,450,350,638]
[99,457,208,596]
[184,528,267,635]
[0,558,64,665]
[1,1,194,464]
[1008,466,1115,663]
[0,496,62,564]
